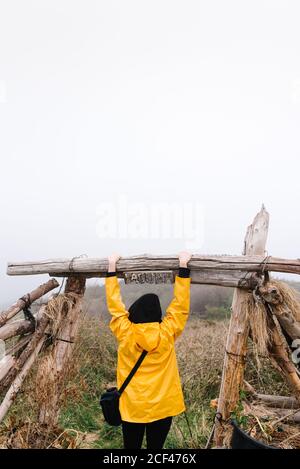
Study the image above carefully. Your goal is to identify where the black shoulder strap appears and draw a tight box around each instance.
[118,350,148,395]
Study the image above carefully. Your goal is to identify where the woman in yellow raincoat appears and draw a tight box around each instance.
[105,251,191,449]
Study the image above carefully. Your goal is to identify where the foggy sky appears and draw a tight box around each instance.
[1,0,300,305]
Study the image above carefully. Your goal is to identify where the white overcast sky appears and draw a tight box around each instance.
[0,0,300,304]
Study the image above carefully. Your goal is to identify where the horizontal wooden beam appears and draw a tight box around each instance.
[122,269,253,288]
[7,255,300,280]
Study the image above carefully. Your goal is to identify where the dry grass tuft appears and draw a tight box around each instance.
[246,294,270,358]
[0,417,85,449]
[44,294,75,337]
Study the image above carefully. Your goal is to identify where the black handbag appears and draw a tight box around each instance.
[100,349,148,426]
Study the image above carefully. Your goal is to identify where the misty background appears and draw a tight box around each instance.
[0,1,300,307]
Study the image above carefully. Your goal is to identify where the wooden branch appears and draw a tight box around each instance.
[255,394,299,409]
[0,319,35,341]
[214,205,269,446]
[268,408,300,423]
[0,306,49,392]
[7,254,300,277]
[243,381,299,408]
[0,336,45,424]
[0,279,59,327]
[0,307,45,341]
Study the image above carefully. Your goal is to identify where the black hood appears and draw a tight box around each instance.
[128,293,162,324]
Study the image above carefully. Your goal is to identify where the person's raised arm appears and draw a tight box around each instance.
[161,251,192,340]
[105,253,131,341]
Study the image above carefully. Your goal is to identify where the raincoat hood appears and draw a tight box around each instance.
[128,293,162,324]
[133,322,161,352]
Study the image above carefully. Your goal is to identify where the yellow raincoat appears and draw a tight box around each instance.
[105,275,191,423]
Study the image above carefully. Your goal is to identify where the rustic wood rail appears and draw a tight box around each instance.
[6,254,300,288]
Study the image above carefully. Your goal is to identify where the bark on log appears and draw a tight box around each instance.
[38,275,86,426]
[214,205,269,446]
[0,307,45,341]
[6,254,300,277]
[0,279,59,327]
[255,394,299,409]
[0,319,35,341]
[0,336,45,424]
[0,306,49,392]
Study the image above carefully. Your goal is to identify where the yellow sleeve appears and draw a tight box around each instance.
[105,276,131,341]
[161,276,191,340]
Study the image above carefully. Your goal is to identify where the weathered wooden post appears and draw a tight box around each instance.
[38,275,86,426]
[214,205,269,446]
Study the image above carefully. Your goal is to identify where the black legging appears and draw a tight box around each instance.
[122,417,172,449]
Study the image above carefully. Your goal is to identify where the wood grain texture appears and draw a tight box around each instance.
[7,254,300,276]
[0,318,35,341]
